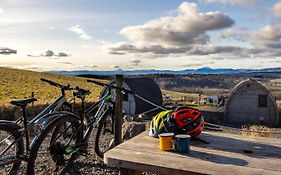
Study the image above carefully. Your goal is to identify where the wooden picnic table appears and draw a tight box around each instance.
[104,131,281,175]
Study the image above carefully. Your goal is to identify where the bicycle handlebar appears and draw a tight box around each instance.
[87,79,108,87]
[41,78,62,88]
[87,79,135,94]
[40,78,74,91]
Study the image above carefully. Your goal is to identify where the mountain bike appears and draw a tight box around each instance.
[26,79,133,175]
[0,78,78,175]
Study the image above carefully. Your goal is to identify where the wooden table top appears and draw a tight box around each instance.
[104,131,281,175]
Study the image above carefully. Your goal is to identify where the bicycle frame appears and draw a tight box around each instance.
[53,88,114,151]
[0,90,70,165]
[81,91,114,143]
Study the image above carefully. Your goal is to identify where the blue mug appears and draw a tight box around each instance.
[174,135,190,153]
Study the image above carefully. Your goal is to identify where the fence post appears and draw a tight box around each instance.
[31,92,35,117]
[114,74,123,146]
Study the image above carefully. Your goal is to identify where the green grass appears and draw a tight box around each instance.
[0,67,105,106]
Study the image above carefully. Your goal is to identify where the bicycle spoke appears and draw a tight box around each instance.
[30,115,80,175]
[0,125,22,174]
[95,114,115,158]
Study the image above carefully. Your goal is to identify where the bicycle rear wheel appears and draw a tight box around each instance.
[27,113,81,175]
[95,112,115,158]
[0,121,24,175]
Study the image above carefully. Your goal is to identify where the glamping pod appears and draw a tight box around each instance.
[224,79,279,127]
[100,77,163,116]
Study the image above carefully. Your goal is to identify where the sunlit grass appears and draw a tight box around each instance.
[0,67,106,106]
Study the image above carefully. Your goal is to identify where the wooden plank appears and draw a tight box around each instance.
[105,131,281,175]
[105,147,280,175]
[115,132,281,172]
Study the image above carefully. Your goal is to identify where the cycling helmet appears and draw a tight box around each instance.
[172,107,204,137]
[149,110,176,138]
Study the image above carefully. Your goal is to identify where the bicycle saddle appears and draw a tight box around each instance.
[10,98,37,107]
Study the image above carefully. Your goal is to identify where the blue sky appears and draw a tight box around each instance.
[0,0,281,71]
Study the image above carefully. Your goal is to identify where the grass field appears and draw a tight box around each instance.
[0,67,105,107]
[0,67,280,109]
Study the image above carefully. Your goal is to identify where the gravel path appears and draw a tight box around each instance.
[13,129,120,175]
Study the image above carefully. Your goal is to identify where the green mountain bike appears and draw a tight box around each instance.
[26,79,122,175]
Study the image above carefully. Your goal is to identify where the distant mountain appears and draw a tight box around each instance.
[48,67,281,76]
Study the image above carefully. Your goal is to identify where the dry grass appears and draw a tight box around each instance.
[0,67,106,106]
[219,124,281,139]
[0,67,109,120]
[161,89,203,102]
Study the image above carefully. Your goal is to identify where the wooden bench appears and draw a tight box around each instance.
[104,131,281,175]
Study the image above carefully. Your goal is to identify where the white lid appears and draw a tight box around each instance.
[175,134,190,138]
[159,133,174,137]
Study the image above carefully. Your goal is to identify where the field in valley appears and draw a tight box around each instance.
[152,74,281,108]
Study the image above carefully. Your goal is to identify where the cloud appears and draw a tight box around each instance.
[83,65,98,68]
[42,50,54,57]
[273,1,281,19]
[218,28,248,41]
[57,52,69,57]
[0,47,17,55]
[109,42,248,57]
[119,2,234,46]
[67,25,92,40]
[110,41,281,59]
[0,8,4,14]
[28,50,70,58]
[251,25,281,48]
[107,2,281,60]
[59,61,73,65]
[130,59,141,66]
[111,65,120,69]
[201,0,259,6]
[109,51,126,55]
[252,25,281,42]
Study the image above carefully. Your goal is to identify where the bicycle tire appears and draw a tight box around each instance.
[0,121,24,175]
[95,111,115,158]
[27,113,81,175]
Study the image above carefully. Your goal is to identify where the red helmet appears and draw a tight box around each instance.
[172,107,204,137]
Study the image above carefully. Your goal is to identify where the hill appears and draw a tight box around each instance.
[0,67,104,106]
[49,67,281,76]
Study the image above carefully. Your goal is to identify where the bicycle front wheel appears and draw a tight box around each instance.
[0,121,24,175]
[27,113,81,175]
[95,112,115,158]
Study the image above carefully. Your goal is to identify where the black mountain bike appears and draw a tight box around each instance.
[0,78,78,175]
[26,79,126,175]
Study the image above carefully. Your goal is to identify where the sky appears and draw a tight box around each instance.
[0,0,281,71]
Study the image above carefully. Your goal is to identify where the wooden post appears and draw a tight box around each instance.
[115,74,123,146]
[31,92,35,117]
[198,94,201,105]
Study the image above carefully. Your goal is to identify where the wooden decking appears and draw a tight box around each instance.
[104,131,281,175]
